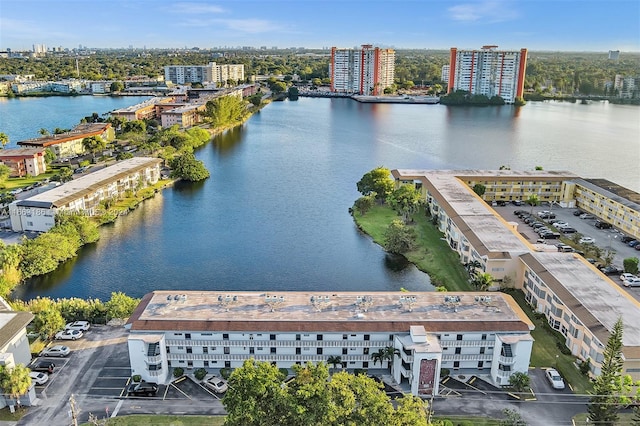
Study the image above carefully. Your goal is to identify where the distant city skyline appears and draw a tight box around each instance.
[1,0,639,52]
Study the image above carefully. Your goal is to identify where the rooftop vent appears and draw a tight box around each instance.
[398,295,418,312]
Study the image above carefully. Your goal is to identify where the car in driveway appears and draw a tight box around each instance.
[40,345,70,357]
[29,360,55,374]
[55,329,83,340]
[65,321,90,331]
[29,371,49,385]
[623,277,640,287]
[127,381,158,396]
[203,376,228,393]
[545,368,565,390]
[621,273,638,282]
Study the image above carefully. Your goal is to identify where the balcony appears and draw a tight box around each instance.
[439,339,492,348]
[442,354,493,362]
[166,339,392,348]
[146,354,162,364]
[166,353,377,363]
[148,369,163,377]
[498,356,515,365]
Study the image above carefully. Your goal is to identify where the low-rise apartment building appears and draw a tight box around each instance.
[127,290,534,396]
[9,157,162,232]
[17,123,114,159]
[110,97,176,121]
[392,169,640,380]
[0,147,47,177]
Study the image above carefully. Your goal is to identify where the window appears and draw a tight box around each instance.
[363,348,369,355]
[185,333,191,340]
[186,347,192,354]
[296,334,301,341]
[223,334,229,340]
[363,362,369,368]
[364,335,370,341]
[478,361,484,368]
[317,335,323,341]
[270,334,276,341]
[343,334,348,340]
[453,361,460,369]
[224,347,230,355]
[455,348,461,355]
[149,363,161,371]
[480,347,485,354]
[342,348,348,355]
[317,348,323,355]
[481,334,487,340]
[187,361,193,368]
[201,333,212,336]
[296,348,301,355]
[456,335,463,341]
[204,361,209,367]
[203,347,208,354]
[177,346,184,350]
[271,348,277,354]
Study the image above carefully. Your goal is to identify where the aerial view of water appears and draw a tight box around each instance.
[4,96,639,301]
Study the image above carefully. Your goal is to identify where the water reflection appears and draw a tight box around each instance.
[213,126,245,157]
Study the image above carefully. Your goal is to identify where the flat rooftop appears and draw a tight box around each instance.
[575,178,640,213]
[16,123,110,146]
[129,290,534,334]
[0,147,44,156]
[16,157,161,207]
[525,252,640,350]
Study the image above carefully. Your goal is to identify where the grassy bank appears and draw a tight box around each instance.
[505,289,593,395]
[353,205,471,291]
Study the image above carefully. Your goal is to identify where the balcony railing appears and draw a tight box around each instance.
[145,354,162,364]
[166,353,379,363]
[499,356,516,365]
[166,339,392,348]
[439,340,492,348]
[441,354,493,362]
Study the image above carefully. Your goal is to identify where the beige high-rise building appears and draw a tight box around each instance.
[330,45,395,95]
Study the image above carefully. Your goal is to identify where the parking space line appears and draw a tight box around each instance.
[169,383,192,399]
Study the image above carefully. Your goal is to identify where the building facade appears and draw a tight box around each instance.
[447,46,528,103]
[392,169,640,380]
[127,291,534,395]
[164,63,245,85]
[330,45,395,95]
[0,148,47,177]
[17,123,114,159]
[9,157,162,232]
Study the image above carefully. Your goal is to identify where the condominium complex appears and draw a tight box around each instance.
[330,45,395,95]
[447,46,528,103]
[392,169,640,380]
[127,290,534,396]
[17,123,114,159]
[0,147,47,177]
[9,157,162,232]
[164,62,245,85]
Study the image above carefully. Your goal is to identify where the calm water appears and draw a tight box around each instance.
[5,97,640,301]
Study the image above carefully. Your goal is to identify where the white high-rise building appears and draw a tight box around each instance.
[164,62,245,85]
[330,45,395,95]
[447,46,528,103]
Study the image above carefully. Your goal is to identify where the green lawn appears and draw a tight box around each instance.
[573,412,635,425]
[505,289,593,395]
[0,406,28,421]
[0,171,57,191]
[82,415,225,426]
[433,416,501,425]
[353,205,471,291]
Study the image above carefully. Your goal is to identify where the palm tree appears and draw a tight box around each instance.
[0,132,8,148]
[0,364,32,407]
[371,349,385,367]
[327,355,342,373]
[527,194,540,215]
[464,260,482,277]
[472,272,494,291]
[382,346,401,376]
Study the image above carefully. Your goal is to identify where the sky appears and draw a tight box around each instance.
[1,0,639,52]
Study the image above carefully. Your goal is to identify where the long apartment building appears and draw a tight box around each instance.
[127,290,534,396]
[164,62,245,85]
[9,157,162,232]
[0,147,47,177]
[17,123,114,160]
[447,46,528,103]
[330,45,395,95]
[392,169,640,380]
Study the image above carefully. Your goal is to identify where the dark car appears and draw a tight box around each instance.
[512,200,523,206]
[29,360,55,374]
[599,266,623,275]
[573,210,583,216]
[621,236,634,244]
[594,221,612,229]
[629,240,640,247]
[127,381,158,396]
[560,227,577,234]
[539,213,556,219]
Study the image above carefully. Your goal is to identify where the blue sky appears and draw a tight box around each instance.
[1,0,639,51]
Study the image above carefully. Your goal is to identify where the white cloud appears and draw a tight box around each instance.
[177,17,284,33]
[448,1,519,23]
[173,2,225,14]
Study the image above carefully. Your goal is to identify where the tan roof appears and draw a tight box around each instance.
[0,312,34,350]
[129,291,534,334]
[17,123,111,147]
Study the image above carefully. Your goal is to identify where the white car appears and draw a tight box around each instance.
[203,376,228,393]
[545,368,565,390]
[623,277,640,288]
[579,237,595,245]
[29,371,49,385]
[41,345,71,357]
[55,329,83,340]
[620,273,637,282]
[65,321,90,331]
[554,222,569,228]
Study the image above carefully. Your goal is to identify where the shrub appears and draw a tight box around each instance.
[579,358,591,375]
[219,368,232,379]
[173,367,184,378]
[278,368,289,378]
[194,368,207,380]
[132,375,141,382]
[353,369,367,376]
[440,368,450,377]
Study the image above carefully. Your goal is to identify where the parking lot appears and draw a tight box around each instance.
[493,203,640,302]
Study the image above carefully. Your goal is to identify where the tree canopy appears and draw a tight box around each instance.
[170,152,210,182]
[389,185,423,223]
[356,167,395,203]
[384,219,416,254]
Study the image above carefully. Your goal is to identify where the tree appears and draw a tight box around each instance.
[82,135,106,160]
[392,394,429,426]
[0,164,11,184]
[472,183,486,197]
[464,260,482,277]
[472,272,494,291]
[203,95,246,128]
[0,364,32,407]
[624,257,639,275]
[121,120,146,134]
[39,128,50,136]
[500,408,527,426]
[588,317,625,425]
[270,81,287,94]
[356,167,394,203]
[105,292,140,320]
[0,132,8,148]
[527,194,539,214]
[44,148,56,164]
[34,307,65,339]
[54,166,73,183]
[372,348,385,366]
[353,195,375,216]
[508,372,531,393]
[110,81,124,92]
[327,355,342,372]
[170,152,210,182]
[388,185,423,224]
[384,219,416,254]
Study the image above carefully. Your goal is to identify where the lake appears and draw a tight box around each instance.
[5,96,639,301]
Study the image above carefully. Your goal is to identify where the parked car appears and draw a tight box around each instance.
[560,227,577,234]
[573,210,583,216]
[557,245,574,253]
[594,221,612,229]
[553,222,569,228]
[620,273,637,281]
[629,240,640,247]
[539,213,556,219]
[496,201,507,206]
[623,277,640,287]
[127,381,158,396]
[65,321,90,331]
[512,200,524,206]
[55,329,83,340]
[545,368,565,390]
[203,376,228,393]
[514,210,526,216]
[579,213,595,220]
[579,237,595,245]
[40,345,71,357]
[540,232,560,239]
[29,371,49,385]
[29,360,55,374]
[599,266,623,275]
[620,236,635,244]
